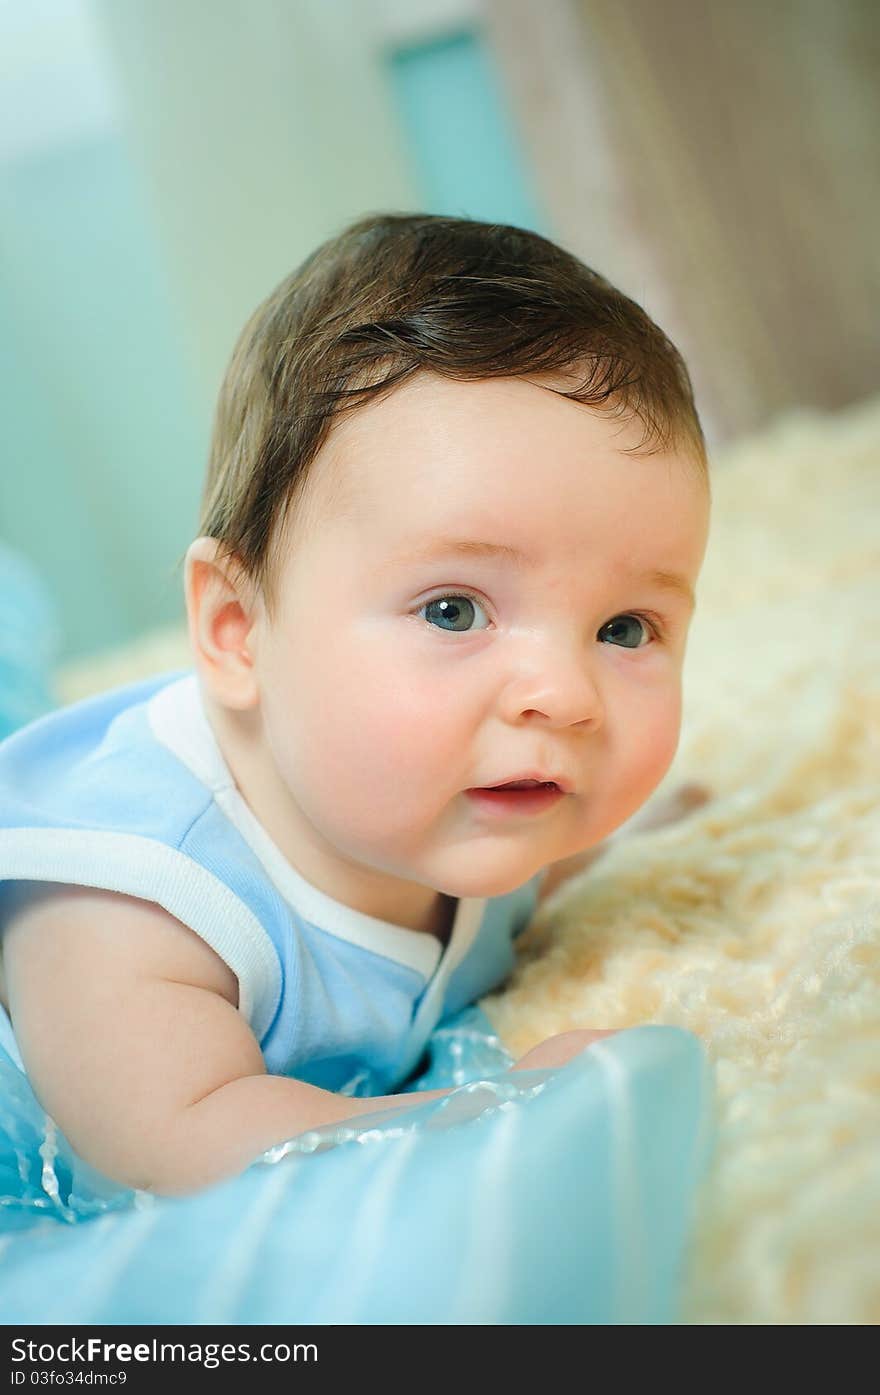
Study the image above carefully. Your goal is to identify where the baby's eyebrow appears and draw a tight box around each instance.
[385,536,696,609]
[388,537,531,569]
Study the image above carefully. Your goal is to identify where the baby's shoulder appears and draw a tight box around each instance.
[2,882,238,1009]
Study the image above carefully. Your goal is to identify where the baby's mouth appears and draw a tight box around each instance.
[466,781,565,816]
[483,779,559,791]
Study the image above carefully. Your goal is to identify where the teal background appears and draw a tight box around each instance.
[387,27,544,228]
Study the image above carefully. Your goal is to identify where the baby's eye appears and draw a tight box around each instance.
[598,613,654,648]
[419,594,490,633]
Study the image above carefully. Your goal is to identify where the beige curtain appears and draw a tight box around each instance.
[484,0,879,445]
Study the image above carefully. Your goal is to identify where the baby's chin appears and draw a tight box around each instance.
[423,853,549,902]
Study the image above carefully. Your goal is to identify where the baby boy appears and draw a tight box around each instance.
[0,213,710,1195]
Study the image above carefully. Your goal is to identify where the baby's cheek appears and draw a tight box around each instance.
[601,692,682,831]
[305,664,448,818]
[628,697,682,798]
[372,686,461,789]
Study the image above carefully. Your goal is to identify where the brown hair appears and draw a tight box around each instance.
[198,211,707,612]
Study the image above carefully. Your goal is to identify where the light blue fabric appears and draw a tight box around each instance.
[0,672,542,1093]
[0,1006,714,1324]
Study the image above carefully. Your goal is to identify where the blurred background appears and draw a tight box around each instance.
[1,0,878,672]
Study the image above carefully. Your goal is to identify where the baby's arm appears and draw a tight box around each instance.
[4,886,617,1197]
[2,886,455,1197]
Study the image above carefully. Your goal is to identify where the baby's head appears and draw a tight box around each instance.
[186,213,709,920]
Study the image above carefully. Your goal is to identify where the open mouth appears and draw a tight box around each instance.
[466,781,565,815]
[485,780,559,792]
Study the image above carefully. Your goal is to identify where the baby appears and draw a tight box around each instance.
[0,213,710,1196]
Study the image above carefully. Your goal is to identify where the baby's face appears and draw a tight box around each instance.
[245,370,709,907]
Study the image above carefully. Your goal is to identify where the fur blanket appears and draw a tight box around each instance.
[58,395,880,1324]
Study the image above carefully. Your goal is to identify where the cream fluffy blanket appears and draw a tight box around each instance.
[59,396,880,1324]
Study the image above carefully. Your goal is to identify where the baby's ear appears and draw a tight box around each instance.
[184,537,261,711]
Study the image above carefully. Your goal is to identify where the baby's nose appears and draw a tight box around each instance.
[508,654,605,729]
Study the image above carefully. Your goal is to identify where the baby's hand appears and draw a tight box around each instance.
[510,1028,619,1072]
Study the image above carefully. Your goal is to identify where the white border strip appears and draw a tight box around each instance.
[0,829,281,1041]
